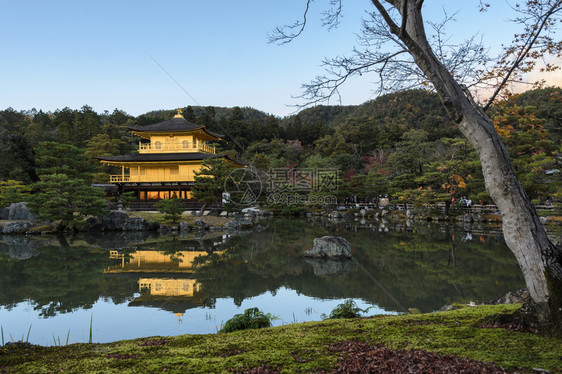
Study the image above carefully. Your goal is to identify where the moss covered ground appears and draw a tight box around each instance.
[0,305,560,373]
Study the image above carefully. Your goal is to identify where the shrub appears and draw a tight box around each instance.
[219,308,277,333]
[322,299,370,320]
[153,198,184,223]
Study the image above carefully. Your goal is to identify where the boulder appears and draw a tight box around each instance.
[158,224,171,233]
[303,236,352,259]
[84,216,105,231]
[328,211,339,219]
[224,219,241,231]
[179,221,190,232]
[3,220,34,234]
[194,219,210,230]
[224,217,254,231]
[6,202,34,220]
[123,217,149,231]
[100,211,129,231]
[238,218,253,230]
[486,289,531,305]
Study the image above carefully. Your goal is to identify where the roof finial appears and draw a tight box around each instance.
[173,109,183,118]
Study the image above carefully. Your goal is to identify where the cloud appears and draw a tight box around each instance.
[515,56,562,91]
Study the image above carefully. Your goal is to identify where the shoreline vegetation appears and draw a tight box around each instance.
[1,203,560,245]
[0,305,560,373]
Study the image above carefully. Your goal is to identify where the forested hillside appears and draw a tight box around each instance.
[1,88,560,206]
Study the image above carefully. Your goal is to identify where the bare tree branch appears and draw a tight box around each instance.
[321,0,344,30]
[268,0,312,45]
[294,50,409,108]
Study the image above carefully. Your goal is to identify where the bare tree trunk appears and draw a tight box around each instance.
[377,0,562,330]
[197,202,208,217]
[457,97,562,325]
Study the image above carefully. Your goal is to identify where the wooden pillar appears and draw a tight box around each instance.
[121,165,124,181]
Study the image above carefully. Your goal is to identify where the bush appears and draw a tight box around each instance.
[322,299,369,320]
[153,198,184,223]
[219,307,277,333]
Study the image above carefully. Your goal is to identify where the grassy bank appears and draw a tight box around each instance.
[1,305,560,373]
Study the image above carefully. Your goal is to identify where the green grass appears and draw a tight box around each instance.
[0,305,560,373]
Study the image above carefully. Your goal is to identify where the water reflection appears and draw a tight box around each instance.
[0,218,525,343]
[104,235,227,314]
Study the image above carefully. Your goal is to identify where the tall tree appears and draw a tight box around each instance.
[272,1,562,330]
[192,158,235,215]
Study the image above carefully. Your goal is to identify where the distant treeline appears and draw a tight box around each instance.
[1,87,560,204]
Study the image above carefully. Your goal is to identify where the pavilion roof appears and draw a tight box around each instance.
[128,116,224,139]
[97,152,235,163]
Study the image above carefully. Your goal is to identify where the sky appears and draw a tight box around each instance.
[1,1,560,118]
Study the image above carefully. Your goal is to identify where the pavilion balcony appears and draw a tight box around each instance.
[109,175,130,183]
[109,175,193,183]
[138,143,216,154]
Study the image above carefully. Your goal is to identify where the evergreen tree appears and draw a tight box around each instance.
[154,198,184,223]
[35,141,96,183]
[0,180,31,208]
[192,158,235,215]
[27,174,107,231]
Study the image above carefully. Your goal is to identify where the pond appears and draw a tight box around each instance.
[0,217,525,346]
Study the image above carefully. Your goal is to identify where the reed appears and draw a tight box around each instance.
[89,314,93,344]
[26,325,32,343]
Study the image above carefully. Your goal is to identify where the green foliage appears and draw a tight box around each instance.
[243,139,304,169]
[35,142,96,184]
[27,174,107,231]
[515,87,562,143]
[118,191,136,207]
[322,299,368,320]
[393,187,448,208]
[492,97,561,201]
[153,198,184,223]
[0,180,31,208]
[192,158,235,205]
[1,87,560,209]
[219,307,277,333]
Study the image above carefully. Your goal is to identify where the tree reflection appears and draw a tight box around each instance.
[0,219,525,317]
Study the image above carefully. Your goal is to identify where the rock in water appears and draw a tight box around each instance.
[303,236,352,259]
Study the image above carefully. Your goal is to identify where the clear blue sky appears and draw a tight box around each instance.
[1,1,559,117]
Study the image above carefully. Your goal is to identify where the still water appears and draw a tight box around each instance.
[0,218,524,345]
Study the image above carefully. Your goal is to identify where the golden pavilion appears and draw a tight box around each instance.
[98,110,242,207]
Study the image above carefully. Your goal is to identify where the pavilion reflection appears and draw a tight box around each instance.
[104,235,225,314]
